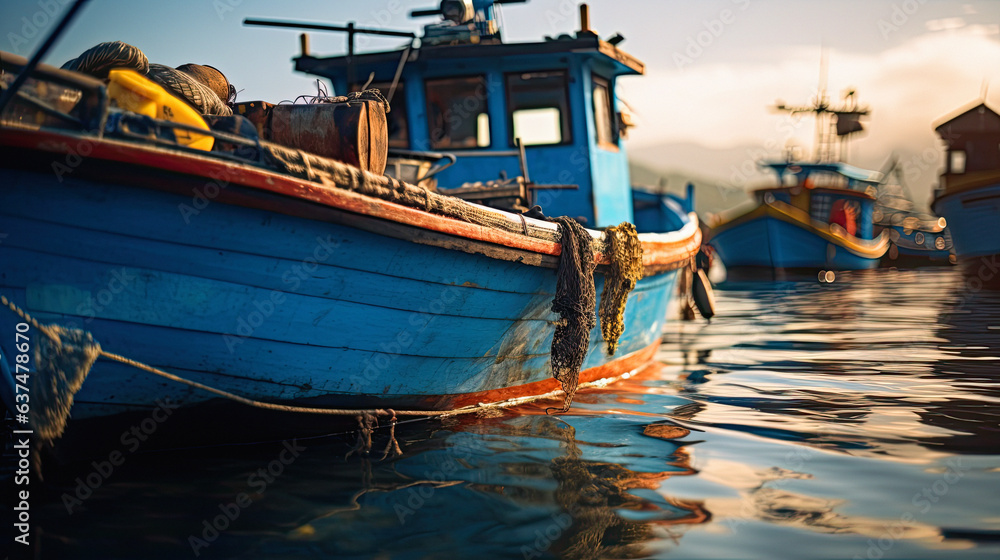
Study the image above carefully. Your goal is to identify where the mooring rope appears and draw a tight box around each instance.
[0,293,629,456]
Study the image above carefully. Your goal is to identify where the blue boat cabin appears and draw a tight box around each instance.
[752,162,879,240]
[934,102,1000,190]
[294,3,643,228]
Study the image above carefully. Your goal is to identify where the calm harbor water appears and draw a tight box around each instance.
[24,267,1000,559]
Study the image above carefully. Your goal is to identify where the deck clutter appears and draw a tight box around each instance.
[0,0,703,457]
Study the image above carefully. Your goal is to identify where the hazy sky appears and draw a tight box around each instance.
[3,0,999,204]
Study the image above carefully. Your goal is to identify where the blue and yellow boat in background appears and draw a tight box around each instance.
[708,161,888,273]
[707,82,892,276]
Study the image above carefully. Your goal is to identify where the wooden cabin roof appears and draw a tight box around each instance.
[934,101,1000,135]
[296,35,645,78]
[761,161,883,184]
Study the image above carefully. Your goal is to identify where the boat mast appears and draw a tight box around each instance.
[0,0,90,113]
[772,51,869,163]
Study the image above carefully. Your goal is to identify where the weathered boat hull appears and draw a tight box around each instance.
[933,181,1000,283]
[710,203,887,272]
[878,225,953,266]
[0,136,689,423]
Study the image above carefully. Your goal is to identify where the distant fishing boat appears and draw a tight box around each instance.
[874,170,954,266]
[0,1,701,450]
[709,161,888,272]
[931,101,1000,282]
[708,81,888,274]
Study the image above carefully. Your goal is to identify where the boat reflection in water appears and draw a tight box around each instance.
[657,268,1000,553]
[279,411,710,559]
[32,402,710,559]
[28,268,999,559]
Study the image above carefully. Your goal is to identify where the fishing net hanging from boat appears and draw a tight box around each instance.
[269,143,606,411]
[549,217,597,412]
[599,223,643,356]
[31,326,101,446]
[60,40,148,78]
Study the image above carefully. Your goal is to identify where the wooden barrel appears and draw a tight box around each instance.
[268,101,388,175]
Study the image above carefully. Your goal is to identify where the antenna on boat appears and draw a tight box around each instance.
[409,0,528,44]
[243,19,417,52]
[0,0,90,114]
[772,49,869,164]
[244,18,417,89]
[815,48,829,160]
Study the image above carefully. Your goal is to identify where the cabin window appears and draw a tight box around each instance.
[592,76,616,148]
[353,81,409,149]
[505,71,571,146]
[425,75,491,149]
[950,150,966,174]
[810,192,833,222]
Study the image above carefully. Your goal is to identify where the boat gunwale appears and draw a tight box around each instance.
[749,185,877,201]
[0,126,701,273]
[933,170,1000,205]
[711,200,889,259]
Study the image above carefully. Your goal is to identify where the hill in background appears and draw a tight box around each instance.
[629,159,750,219]
[628,140,941,216]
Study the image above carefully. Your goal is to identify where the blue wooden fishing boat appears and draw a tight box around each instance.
[0,1,700,447]
[708,85,888,274]
[931,101,1000,283]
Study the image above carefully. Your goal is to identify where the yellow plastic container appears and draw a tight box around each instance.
[107,68,214,151]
